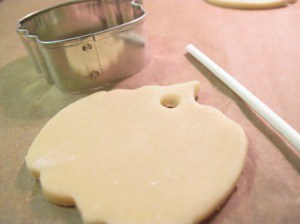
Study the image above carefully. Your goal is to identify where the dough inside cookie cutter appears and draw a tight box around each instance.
[17,0,148,93]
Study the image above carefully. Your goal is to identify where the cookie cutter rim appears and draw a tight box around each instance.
[16,0,149,93]
[17,0,146,47]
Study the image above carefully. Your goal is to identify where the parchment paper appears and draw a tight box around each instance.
[0,0,299,223]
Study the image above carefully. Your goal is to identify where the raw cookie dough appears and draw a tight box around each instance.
[26,81,248,224]
[205,0,295,9]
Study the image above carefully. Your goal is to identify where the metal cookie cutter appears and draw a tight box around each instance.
[17,0,148,93]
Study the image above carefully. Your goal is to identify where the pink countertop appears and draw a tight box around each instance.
[0,0,299,223]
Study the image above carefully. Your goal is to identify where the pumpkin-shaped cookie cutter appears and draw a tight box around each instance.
[17,0,148,93]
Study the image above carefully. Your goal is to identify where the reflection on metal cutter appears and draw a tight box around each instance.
[17,0,149,93]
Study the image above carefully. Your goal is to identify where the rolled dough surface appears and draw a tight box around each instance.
[26,81,247,224]
[205,0,295,9]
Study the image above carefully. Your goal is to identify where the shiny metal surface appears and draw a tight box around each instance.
[16,0,148,93]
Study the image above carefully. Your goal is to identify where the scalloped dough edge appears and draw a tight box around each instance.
[205,0,296,9]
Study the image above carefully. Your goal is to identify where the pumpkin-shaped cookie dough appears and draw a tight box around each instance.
[26,81,247,224]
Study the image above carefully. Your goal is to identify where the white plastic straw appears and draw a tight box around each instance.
[186,44,300,151]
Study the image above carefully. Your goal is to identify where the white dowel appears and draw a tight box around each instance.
[186,44,300,151]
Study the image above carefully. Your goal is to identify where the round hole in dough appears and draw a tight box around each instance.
[160,94,180,108]
[26,81,248,224]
